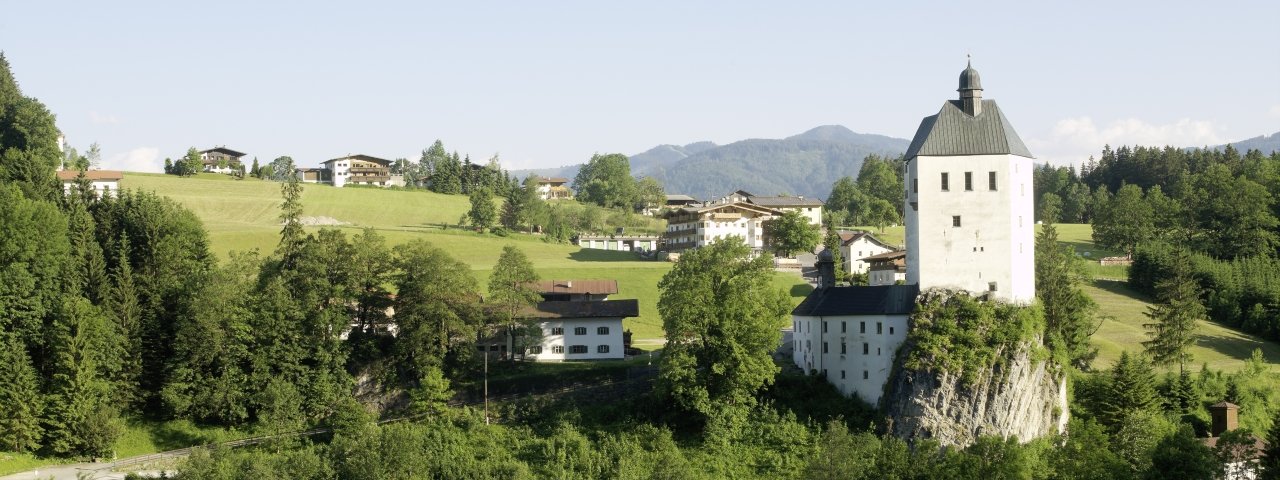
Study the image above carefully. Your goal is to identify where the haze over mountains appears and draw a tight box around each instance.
[513,125,910,200]
[513,126,1280,202]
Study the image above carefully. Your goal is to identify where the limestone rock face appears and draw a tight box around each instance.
[882,342,1068,447]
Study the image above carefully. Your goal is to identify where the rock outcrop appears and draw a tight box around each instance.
[882,341,1068,447]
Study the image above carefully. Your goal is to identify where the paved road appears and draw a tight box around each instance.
[1,463,173,480]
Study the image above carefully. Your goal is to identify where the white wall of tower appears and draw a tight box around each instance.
[905,153,1035,303]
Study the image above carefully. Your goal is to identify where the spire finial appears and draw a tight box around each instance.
[967,53,971,67]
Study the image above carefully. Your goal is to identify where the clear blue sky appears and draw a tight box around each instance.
[3,1,1277,172]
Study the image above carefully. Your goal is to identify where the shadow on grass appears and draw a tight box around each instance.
[1092,279,1153,302]
[1193,330,1277,364]
[568,249,640,262]
[790,283,814,298]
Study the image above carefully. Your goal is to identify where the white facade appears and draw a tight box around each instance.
[905,154,1035,303]
[57,171,123,198]
[792,313,910,404]
[869,268,905,286]
[842,235,895,274]
[662,202,777,251]
[523,318,625,361]
[60,178,120,198]
[319,154,394,188]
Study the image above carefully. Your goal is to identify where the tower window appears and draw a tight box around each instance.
[989,282,998,292]
[941,173,949,191]
[952,216,962,227]
[989,171,998,190]
[841,321,846,333]
[860,321,866,334]
[841,342,847,354]
[863,370,869,380]
[913,178,918,193]
[876,322,883,334]
[862,343,869,355]
[964,172,973,191]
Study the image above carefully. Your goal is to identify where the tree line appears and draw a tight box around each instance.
[825,154,905,230]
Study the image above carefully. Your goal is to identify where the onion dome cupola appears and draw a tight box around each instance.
[958,58,984,116]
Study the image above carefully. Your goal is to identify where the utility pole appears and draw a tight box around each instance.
[484,344,490,425]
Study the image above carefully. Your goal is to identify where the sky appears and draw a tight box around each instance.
[2,1,1277,173]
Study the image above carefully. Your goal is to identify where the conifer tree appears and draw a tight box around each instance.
[277,174,305,266]
[1100,351,1161,428]
[0,336,43,452]
[250,157,260,178]
[1035,220,1100,368]
[821,223,846,284]
[1260,408,1280,479]
[65,200,109,304]
[43,298,125,457]
[104,232,142,404]
[468,187,496,230]
[1143,248,1203,373]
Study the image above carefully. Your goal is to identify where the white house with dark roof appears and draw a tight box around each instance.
[747,195,824,225]
[516,279,637,361]
[864,250,907,286]
[298,154,399,188]
[533,176,572,200]
[199,147,246,174]
[840,231,897,274]
[793,61,1037,404]
[661,201,780,252]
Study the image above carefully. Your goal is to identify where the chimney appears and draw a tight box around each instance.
[816,249,836,289]
[1209,401,1239,437]
[566,280,572,289]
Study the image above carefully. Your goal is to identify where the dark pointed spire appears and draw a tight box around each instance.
[958,58,983,116]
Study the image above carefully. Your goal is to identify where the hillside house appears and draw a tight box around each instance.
[576,234,659,252]
[864,250,906,286]
[515,280,637,361]
[664,194,700,209]
[747,195,824,225]
[298,154,402,188]
[200,147,246,174]
[534,176,572,200]
[661,201,780,252]
[57,170,123,198]
[840,232,897,274]
[1202,401,1268,479]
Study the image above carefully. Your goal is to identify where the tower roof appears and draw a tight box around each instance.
[958,60,983,92]
[905,100,1033,159]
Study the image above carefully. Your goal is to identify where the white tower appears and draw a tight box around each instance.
[903,61,1035,303]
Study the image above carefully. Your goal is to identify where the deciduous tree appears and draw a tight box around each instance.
[763,210,820,258]
[657,237,788,428]
[573,153,636,209]
[467,187,496,230]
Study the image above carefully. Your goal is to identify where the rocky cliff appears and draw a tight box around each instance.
[882,340,1068,447]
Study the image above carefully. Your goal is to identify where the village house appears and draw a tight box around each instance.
[515,280,637,361]
[661,201,780,252]
[793,61,1037,403]
[576,233,660,252]
[840,231,897,275]
[1203,401,1269,479]
[533,176,572,200]
[56,169,123,198]
[199,146,246,174]
[297,154,404,188]
[747,195,824,225]
[864,250,907,286]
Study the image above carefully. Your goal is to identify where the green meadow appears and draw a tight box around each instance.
[120,173,810,343]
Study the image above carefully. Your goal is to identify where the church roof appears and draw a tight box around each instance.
[792,284,918,317]
[904,99,1033,159]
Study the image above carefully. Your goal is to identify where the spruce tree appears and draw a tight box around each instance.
[1260,408,1280,480]
[1035,221,1100,368]
[277,174,305,265]
[1101,351,1161,428]
[250,157,260,178]
[44,298,124,457]
[105,232,143,404]
[0,337,43,452]
[821,223,846,284]
[1143,248,1203,373]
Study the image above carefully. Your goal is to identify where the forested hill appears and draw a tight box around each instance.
[512,125,910,200]
[1210,131,1280,155]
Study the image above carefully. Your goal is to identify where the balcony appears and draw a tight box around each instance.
[348,175,390,183]
[349,167,389,175]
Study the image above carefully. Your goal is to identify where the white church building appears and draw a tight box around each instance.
[792,61,1036,404]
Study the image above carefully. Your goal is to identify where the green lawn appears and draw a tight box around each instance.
[0,417,248,476]
[120,174,812,344]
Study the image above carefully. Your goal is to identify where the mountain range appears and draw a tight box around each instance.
[512,125,911,200]
[1213,131,1280,155]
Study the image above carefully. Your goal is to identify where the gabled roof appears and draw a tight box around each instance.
[665,194,698,202]
[905,99,1033,159]
[792,284,918,316]
[862,250,906,262]
[521,299,640,319]
[323,154,392,166]
[532,280,619,295]
[57,170,123,181]
[841,232,896,251]
[748,196,824,208]
[665,201,780,218]
[535,177,569,184]
[200,147,247,158]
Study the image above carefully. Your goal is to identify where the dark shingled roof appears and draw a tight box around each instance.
[522,300,639,319]
[791,285,918,316]
[531,280,619,295]
[904,100,1033,159]
[200,147,247,158]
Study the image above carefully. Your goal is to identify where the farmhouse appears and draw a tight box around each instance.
[661,201,780,252]
[56,169,123,198]
[864,250,906,286]
[298,154,403,188]
[518,280,637,361]
[840,231,897,275]
[663,194,700,209]
[199,146,246,174]
[533,176,572,200]
[793,61,1037,403]
[576,234,659,252]
[747,195,824,225]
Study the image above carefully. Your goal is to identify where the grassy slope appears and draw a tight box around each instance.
[120,173,810,342]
